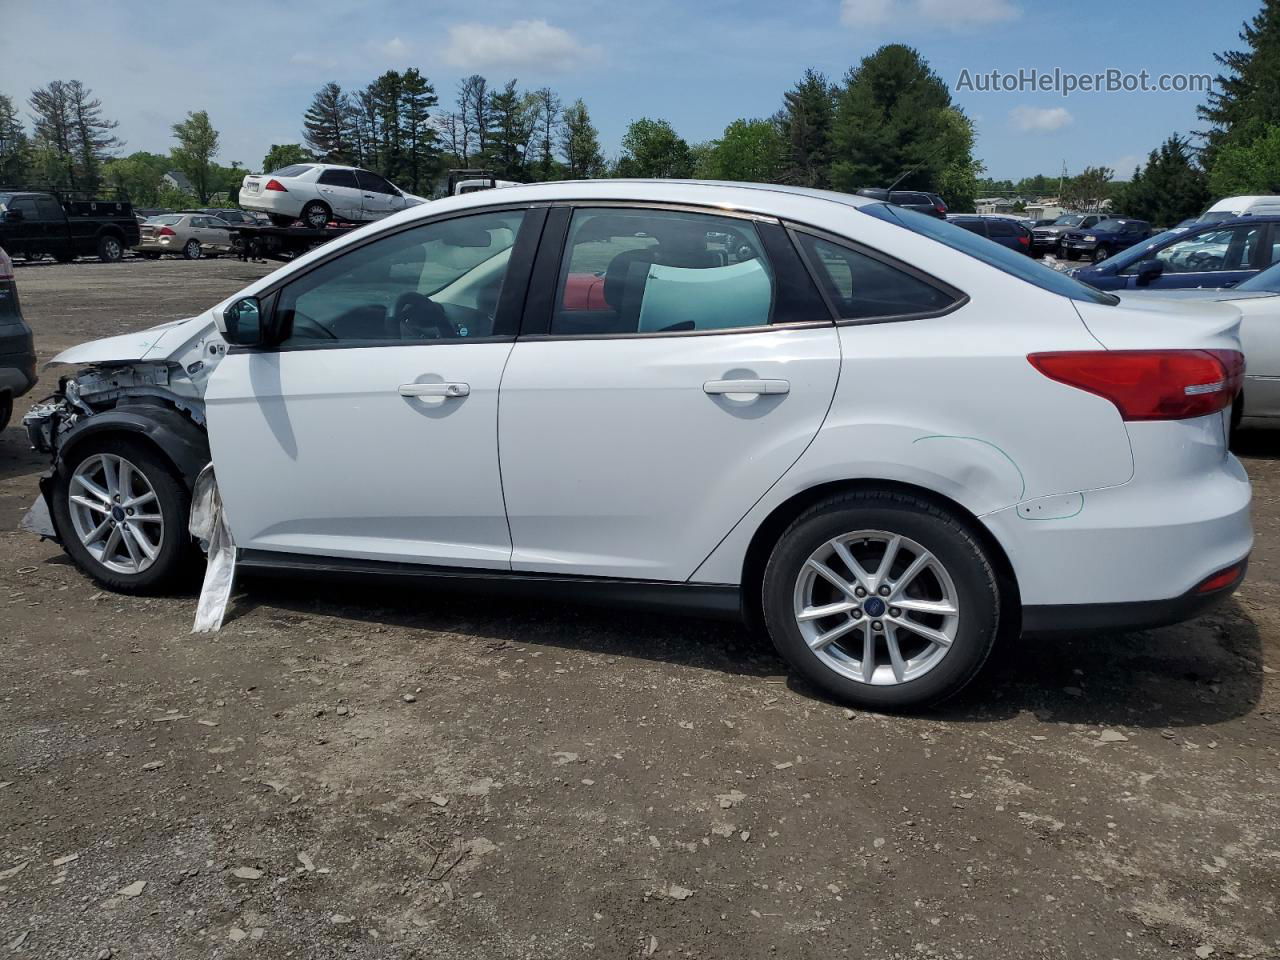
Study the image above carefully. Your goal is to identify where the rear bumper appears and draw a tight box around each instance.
[239,191,299,218]
[1022,557,1247,633]
[0,328,36,397]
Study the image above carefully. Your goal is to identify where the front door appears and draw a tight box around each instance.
[205,206,540,567]
[497,204,841,582]
[1131,222,1271,289]
[357,171,408,220]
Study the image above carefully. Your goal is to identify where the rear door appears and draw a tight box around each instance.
[315,168,362,220]
[497,204,841,581]
[34,196,69,257]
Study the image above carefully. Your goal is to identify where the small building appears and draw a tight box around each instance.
[162,170,194,194]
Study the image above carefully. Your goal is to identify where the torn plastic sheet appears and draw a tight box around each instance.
[19,494,57,538]
[190,464,236,633]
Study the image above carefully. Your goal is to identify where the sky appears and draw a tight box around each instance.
[0,0,1262,182]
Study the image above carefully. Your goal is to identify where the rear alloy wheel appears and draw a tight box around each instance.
[301,200,331,229]
[97,234,124,263]
[52,439,192,593]
[182,239,202,260]
[1092,245,1111,263]
[762,492,1001,711]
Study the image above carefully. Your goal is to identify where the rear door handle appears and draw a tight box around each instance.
[703,378,789,396]
[398,382,470,398]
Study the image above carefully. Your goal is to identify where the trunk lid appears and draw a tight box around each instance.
[1072,297,1242,352]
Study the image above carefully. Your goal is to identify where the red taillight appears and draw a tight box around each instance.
[265,179,287,192]
[1018,233,1030,246]
[1027,349,1244,421]
[157,226,176,237]
[935,204,947,214]
[1195,563,1244,593]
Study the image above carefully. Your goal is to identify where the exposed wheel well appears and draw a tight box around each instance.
[739,478,1021,633]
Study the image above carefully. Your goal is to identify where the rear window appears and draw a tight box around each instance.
[861,203,1118,305]
[149,215,183,225]
[269,164,314,178]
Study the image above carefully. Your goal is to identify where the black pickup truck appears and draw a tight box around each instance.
[0,191,140,263]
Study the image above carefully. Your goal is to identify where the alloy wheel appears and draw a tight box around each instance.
[67,453,165,575]
[792,530,960,685]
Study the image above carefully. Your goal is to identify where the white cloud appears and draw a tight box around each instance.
[1010,106,1073,132]
[379,36,409,58]
[442,20,598,72]
[841,0,1018,29]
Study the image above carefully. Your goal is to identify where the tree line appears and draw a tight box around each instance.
[4,2,1280,224]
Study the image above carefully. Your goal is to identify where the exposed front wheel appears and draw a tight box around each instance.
[300,201,331,229]
[1092,245,1111,263]
[182,239,202,260]
[52,438,193,593]
[762,491,1002,711]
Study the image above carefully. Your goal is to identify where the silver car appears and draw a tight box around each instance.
[135,214,235,260]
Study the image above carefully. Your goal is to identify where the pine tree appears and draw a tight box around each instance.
[529,88,562,180]
[560,99,603,178]
[29,81,77,189]
[65,80,121,193]
[457,75,491,164]
[777,69,836,188]
[829,45,958,194]
[303,82,355,164]
[0,93,29,184]
[1199,0,1280,162]
[486,80,534,180]
[1112,135,1210,226]
[399,68,439,193]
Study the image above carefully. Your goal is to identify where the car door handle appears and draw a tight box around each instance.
[398,382,470,398]
[703,378,789,396]
[364,194,375,199]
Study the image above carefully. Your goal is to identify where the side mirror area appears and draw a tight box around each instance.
[1134,259,1165,287]
[220,296,267,346]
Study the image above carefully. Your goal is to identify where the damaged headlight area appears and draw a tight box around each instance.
[23,362,207,456]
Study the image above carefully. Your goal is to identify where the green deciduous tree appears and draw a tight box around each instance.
[1112,135,1211,226]
[560,99,603,178]
[102,151,169,205]
[261,144,312,173]
[777,69,836,188]
[1058,165,1114,212]
[614,118,692,178]
[171,110,220,202]
[700,118,785,183]
[1209,124,1280,195]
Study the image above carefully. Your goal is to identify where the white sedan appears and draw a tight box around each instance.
[239,163,424,228]
[23,180,1252,710]
[1122,260,1280,425]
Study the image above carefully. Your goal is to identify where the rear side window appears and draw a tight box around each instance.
[796,233,957,320]
[952,219,987,236]
[318,169,359,188]
[548,207,825,336]
[10,198,37,219]
[861,202,1119,305]
[985,220,1018,238]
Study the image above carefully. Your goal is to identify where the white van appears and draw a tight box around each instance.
[1200,195,1280,222]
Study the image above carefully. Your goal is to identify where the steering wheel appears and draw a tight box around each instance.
[395,292,455,339]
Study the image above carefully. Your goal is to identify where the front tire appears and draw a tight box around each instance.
[761,491,1001,711]
[1092,245,1111,263]
[182,239,202,260]
[300,200,331,229]
[52,437,192,593]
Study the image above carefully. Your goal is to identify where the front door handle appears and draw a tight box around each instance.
[398,382,470,398]
[703,378,789,396]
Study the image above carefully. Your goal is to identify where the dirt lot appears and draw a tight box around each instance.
[1,258,1278,960]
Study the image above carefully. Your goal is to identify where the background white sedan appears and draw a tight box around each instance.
[240,163,424,228]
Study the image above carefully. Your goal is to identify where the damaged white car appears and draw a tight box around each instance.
[23,180,1253,710]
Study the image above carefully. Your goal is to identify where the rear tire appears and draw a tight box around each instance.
[761,491,1001,711]
[300,201,331,229]
[97,234,124,263]
[52,437,193,594]
[182,239,202,260]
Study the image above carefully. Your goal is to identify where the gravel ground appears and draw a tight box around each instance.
[1,257,1278,960]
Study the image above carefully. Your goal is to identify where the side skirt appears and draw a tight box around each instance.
[235,549,744,621]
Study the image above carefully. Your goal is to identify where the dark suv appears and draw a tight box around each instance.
[1030,213,1109,257]
[0,247,36,430]
[1058,218,1151,262]
[854,188,948,218]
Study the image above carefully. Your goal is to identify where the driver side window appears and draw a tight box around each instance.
[276,210,526,347]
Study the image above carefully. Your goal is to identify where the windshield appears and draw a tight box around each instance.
[1236,261,1280,293]
[860,203,1119,305]
[1053,215,1084,226]
[1196,210,1236,225]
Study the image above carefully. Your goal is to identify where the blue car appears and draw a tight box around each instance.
[1073,215,1280,290]
[946,215,1034,255]
[1057,217,1151,263]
